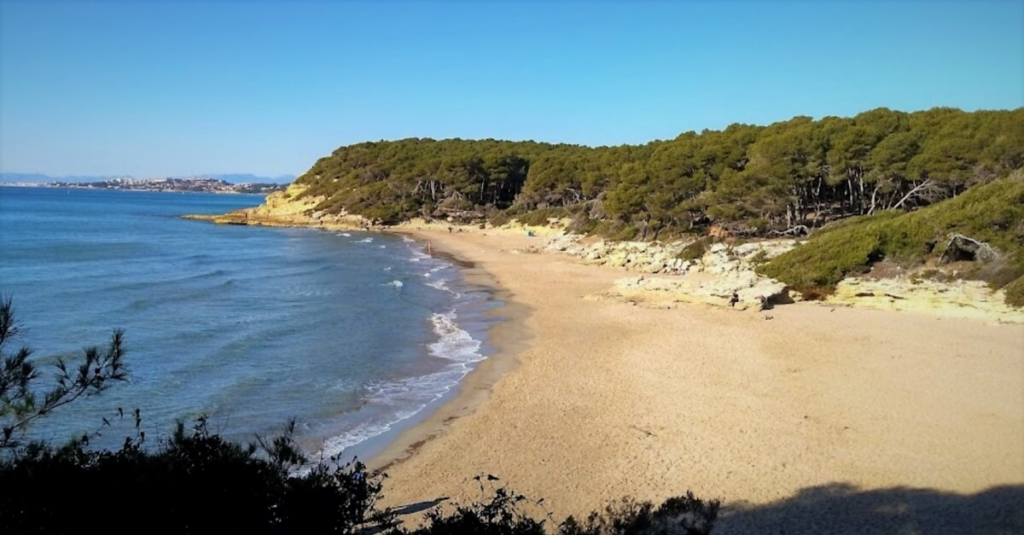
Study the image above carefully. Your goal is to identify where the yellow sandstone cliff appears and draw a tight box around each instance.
[184,184,370,230]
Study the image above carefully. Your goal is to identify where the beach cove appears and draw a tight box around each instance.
[369,225,1024,533]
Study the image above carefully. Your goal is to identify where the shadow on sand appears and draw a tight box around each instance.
[391,496,450,517]
[715,483,1024,535]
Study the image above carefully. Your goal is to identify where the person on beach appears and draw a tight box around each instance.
[426,241,433,255]
[756,295,768,311]
[729,292,739,307]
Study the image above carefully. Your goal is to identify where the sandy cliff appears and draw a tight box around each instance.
[184,184,370,229]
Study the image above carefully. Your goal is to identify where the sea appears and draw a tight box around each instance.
[0,187,500,460]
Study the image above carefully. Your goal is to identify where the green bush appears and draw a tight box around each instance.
[610,224,640,242]
[517,207,568,227]
[758,222,885,290]
[1004,275,1024,308]
[759,177,1024,306]
[677,238,711,261]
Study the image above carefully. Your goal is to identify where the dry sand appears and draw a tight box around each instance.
[369,227,1024,532]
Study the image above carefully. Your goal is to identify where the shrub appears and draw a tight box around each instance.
[517,207,568,227]
[559,493,719,535]
[610,225,640,242]
[0,419,390,535]
[759,178,1024,306]
[1004,275,1024,308]
[677,238,711,262]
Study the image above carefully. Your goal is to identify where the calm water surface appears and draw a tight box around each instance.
[0,187,498,458]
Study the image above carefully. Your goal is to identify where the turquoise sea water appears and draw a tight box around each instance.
[0,187,498,458]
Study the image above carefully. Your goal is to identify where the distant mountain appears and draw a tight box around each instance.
[0,173,295,184]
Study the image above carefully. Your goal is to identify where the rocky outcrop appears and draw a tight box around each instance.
[546,233,1023,322]
[828,277,1024,324]
[541,235,796,310]
[184,184,371,230]
[599,273,789,311]
[542,235,796,276]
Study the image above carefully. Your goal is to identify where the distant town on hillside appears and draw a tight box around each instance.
[0,173,293,194]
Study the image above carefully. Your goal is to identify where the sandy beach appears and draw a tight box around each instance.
[372,227,1024,532]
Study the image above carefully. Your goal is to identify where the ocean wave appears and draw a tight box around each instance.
[320,415,417,459]
[383,280,403,288]
[280,286,335,298]
[428,311,484,364]
[318,368,473,458]
[358,237,374,243]
[402,236,415,243]
[408,250,430,263]
[183,253,214,263]
[103,269,230,292]
[425,279,457,296]
[318,310,484,458]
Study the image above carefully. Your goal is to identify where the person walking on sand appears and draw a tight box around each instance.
[729,292,739,307]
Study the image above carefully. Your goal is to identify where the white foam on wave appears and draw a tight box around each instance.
[402,236,415,243]
[425,279,460,298]
[379,245,386,249]
[341,233,352,237]
[427,311,484,364]
[318,310,484,458]
[383,266,392,272]
[408,250,430,263]
[358,237,374,243]
[383,280,403,288]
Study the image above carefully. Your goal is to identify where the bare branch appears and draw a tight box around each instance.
[892,179,935,210]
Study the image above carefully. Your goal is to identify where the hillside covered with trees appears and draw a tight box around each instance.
[296,107,1023,240]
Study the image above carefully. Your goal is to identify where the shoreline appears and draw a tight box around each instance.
[182,213,1024,530]
[366,227,1024,531]
[365,234,532,472]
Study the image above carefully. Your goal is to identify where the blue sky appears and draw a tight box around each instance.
[1,0,1022,177]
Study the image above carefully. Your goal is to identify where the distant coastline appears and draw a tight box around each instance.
[0,178,285,195]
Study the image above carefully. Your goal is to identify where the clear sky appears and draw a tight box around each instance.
[1,0,1022,177]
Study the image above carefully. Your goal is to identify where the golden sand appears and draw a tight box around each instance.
[372,228,1024,531]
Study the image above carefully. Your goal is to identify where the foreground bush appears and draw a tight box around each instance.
[1,419,386,534]
[1,425,719,534]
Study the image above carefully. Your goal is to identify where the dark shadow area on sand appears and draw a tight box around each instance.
[715,483,1024,535]
[392,496,450,517]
